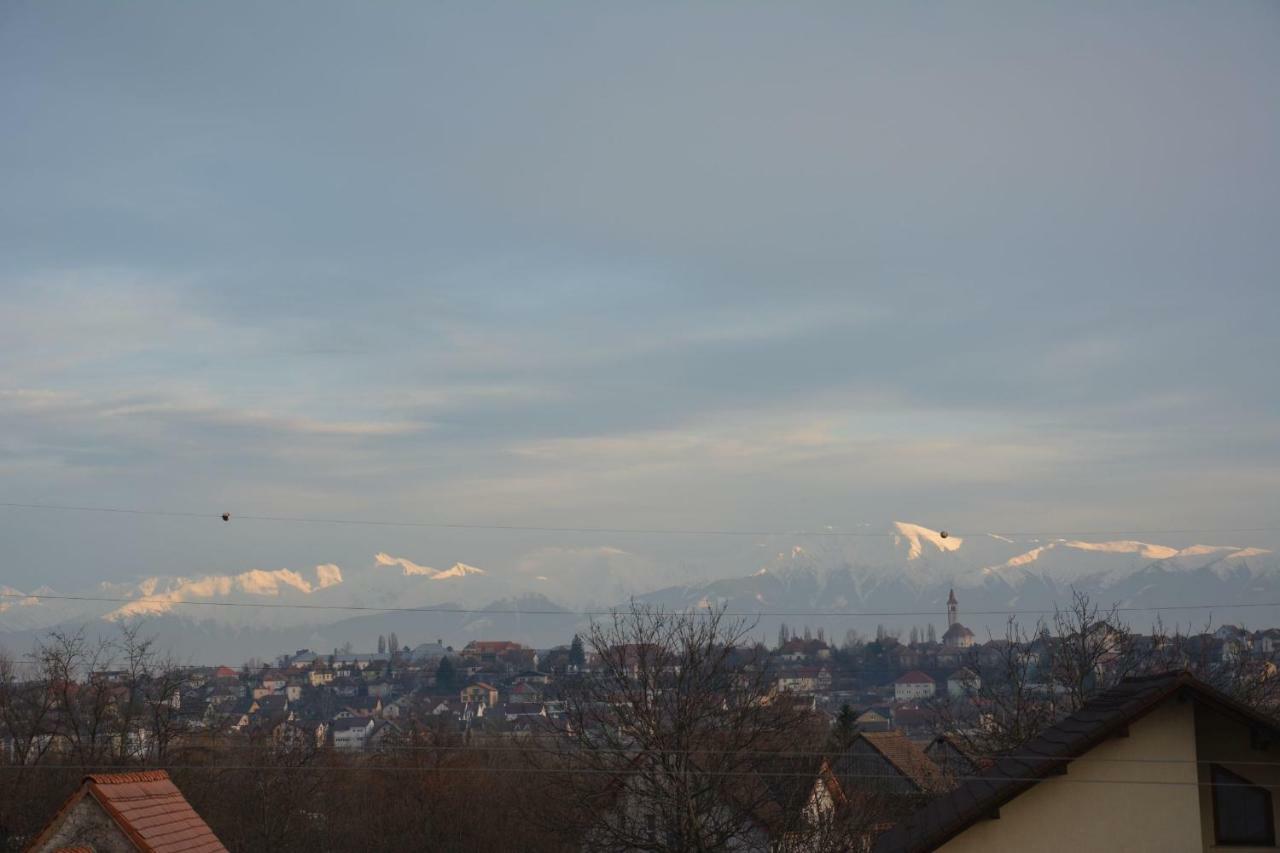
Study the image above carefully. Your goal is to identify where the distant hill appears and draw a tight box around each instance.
[3,523,1276,663]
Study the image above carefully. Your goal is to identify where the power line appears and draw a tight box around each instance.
[2,501,1275,540]
[0,762,1267,788]
[4,590,1280,619]
[136,742,1280,767]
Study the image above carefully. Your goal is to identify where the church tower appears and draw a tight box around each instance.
[947,588,958,627]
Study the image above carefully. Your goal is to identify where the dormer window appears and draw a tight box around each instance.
[1212,764,1275,847]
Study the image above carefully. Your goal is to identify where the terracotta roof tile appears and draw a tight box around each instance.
[859,732,946,792]
[37,770,227,853]
[894,670,935,685]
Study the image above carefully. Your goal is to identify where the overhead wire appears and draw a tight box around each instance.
[111,741,1280,767]
[4,589,1280,618]
[1,501,1276,540]
[0,762,1270,787]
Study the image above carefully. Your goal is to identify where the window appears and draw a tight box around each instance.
[1213,764,1275,847]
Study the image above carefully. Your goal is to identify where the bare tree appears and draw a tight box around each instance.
[532,602,824,852]
[930,617,1060,756]
[1048,589,1141,712]
[36,629,118,764]
[0,648,56,766]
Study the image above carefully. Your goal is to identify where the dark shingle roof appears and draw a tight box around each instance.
[873,671,1280,853]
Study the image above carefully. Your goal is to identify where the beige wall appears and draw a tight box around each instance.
[1195,703,1280,852]
[938,700,1202,853]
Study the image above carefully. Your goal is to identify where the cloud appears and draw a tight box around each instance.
[1,3,1277,592]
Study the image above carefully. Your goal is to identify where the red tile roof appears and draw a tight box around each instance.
[33,770,227,853]
[859,732,947,792]
[894,670,935,684]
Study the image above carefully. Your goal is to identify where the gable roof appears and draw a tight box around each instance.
[894,670,935,685]
[332,716,375,732]
[32,770,226,853]
[856,732,946,792]
[873,671,1280,853]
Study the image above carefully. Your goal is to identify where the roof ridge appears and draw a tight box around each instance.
[86,770,171,784]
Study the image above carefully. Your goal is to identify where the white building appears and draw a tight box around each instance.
[894,670,937,701]
[947,668,981,698]
[332,717,374,750]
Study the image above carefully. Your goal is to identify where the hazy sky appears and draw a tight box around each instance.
[2,2,1278,591]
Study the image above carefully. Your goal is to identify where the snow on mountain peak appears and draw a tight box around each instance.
[374,553,485,580]
[1228,547,1273,559]
[315,563,344,588]
[374,552,436,576]
[431,563,487,580]
[106,565,343,620]
[975,539,1278,587]
[892,522,963,560]
[1060,540,1178,560]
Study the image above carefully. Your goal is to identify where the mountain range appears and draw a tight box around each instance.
[2,523,1276,663]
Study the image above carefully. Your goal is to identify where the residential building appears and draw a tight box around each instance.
[893,671,936,702]
[332,716,375,750]
[461,682,499,707]
[946,668,980,698]
[875,671,1280,853]
[856,709,892,733]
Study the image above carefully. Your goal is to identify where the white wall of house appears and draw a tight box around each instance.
[894,682,935,702]
[936,700,1201,853]
[333,722,372,750]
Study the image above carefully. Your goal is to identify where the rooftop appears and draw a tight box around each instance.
[33,770,226,853]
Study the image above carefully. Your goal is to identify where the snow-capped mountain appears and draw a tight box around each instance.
[637,522,1280,640]
[2,524,1277,662]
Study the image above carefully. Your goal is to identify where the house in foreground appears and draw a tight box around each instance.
[875,671,1280,853]
[29,770,226,852]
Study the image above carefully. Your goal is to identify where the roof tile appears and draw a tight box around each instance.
[35,770,227,853]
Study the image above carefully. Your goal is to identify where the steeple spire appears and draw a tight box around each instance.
[947,588,958,627]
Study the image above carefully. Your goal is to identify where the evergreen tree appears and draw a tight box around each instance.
[816,627,825,643]
[778,623,790,648]
[831,703,859,750]
[568,634,586,669]
[803,625,812,641]
[909,626,920,646]
[926,623,937,644]
[377,635,387,654]
[388,631,399,653]
[436,656,457,691]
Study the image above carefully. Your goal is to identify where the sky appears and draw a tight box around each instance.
[2,2,1278,593]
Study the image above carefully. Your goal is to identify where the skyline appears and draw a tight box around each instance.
[2,2,1278,592]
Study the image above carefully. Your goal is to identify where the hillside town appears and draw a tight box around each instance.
[6,591,1280,850]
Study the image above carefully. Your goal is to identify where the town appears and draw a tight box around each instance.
[6,590,1280,850]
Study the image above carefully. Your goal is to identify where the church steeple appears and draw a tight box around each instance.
[947,588,958,627]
